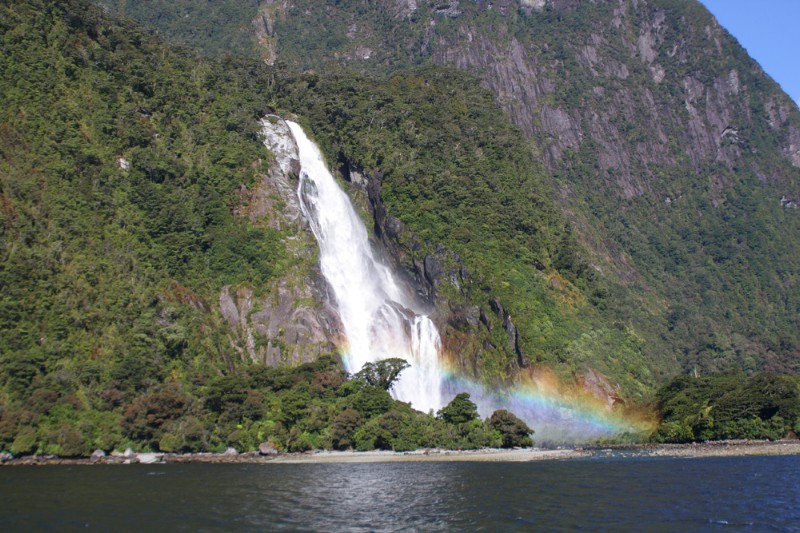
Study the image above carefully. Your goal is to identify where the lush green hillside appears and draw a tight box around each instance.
[98,0,264,58]
[0,0,570,454]
[653,371,800,442]
[110,0,800,379]
[3,0,800,455]
[0,0,287,454]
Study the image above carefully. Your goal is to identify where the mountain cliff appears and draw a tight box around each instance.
[245,0,800,376]
[97,0,800,382]
[3,0,800,453]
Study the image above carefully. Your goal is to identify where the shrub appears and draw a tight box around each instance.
[331,408,361,450]
[438,393,479,425]
[488,409,534,448]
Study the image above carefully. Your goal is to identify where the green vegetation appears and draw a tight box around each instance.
[2,0,800,455]
[98,0,264,59]
[653,372,800,443]
[488,409,535,449]
[354,358,410,390]
[0,353,532,454]
[0,0,283,456]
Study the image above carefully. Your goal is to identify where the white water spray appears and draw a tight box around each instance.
[287,121,444,413]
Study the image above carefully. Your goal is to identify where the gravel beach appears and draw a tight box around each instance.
[3,440,800,466]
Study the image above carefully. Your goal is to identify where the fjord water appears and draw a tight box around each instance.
[2,456,799,531]
[288,121,444,413]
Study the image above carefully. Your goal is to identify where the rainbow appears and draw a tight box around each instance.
[436,363,656,444]
[339,338,655,444]
[284,119,654,445]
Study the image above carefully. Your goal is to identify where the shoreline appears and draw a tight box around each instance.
[2,440,800,466]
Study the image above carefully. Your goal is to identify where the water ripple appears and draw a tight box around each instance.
[1,456,799,532]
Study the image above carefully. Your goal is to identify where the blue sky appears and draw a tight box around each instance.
[700,1,800,107]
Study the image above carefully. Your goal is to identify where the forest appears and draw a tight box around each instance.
[0,0,541,455]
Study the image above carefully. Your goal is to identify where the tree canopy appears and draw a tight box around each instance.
[354,358,410,391]
[653,372,800,443]
[438,393,480,426]
[489,410,534,448]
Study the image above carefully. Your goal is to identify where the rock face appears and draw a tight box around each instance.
[219,281,338,366]
[239,116,305,230]
[579,368,624,410]
[257,0,799,183]
[252,5,277,65]
[221,117,339,366]
[423,1,799,197]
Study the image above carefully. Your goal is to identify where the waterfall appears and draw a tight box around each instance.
[287,121,444,414]
[280,119,646,442]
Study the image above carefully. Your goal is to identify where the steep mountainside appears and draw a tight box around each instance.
[98,0,265,58]
[121,0,800,377]
[276,0,800,367]
[5,0,800,455]
[0,0,346,454]
[3,0,641,454]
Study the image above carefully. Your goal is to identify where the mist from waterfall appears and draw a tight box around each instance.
[287,121,444,414]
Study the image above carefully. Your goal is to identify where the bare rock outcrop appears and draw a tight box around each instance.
[578,367,624,410]
[220,281,338,366]
[221,117,339,367]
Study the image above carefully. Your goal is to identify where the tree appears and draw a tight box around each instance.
[121,387,191,448]
[354,358,410,391]
[488,409,534,448]
[438,393,479,425]
[351,386,393,419]
[331,408,361,450]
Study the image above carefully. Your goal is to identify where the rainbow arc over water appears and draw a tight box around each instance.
[436,360,656,444]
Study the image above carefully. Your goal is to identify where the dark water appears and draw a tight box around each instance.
[1,455,799,532]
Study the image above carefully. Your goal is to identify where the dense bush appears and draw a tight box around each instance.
[0,0,283,455]
[652,372,800,442]
[488,409,535,448]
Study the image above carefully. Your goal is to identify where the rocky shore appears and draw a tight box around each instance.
[585,439,800,459]
[2,440,799,466]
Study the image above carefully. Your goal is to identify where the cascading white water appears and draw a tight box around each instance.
[287,121,444,413]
